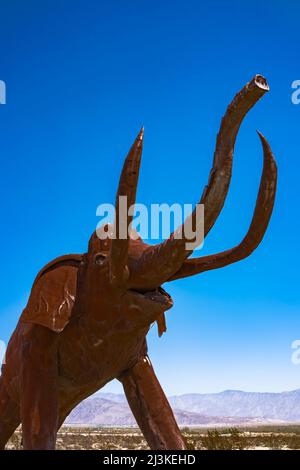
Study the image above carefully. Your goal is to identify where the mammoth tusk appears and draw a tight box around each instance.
[109,127,144,286]
[168,132,277,280]
[129,75,270,290]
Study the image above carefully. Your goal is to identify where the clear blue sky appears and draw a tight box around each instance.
[0,0,299,395]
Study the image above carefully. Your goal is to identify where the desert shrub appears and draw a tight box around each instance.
[287,435,300,450]
[185,439,196,450]
[201,428,248,450]
[202,430,229,450]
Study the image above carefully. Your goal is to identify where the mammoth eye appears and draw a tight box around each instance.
[94,254,107,266]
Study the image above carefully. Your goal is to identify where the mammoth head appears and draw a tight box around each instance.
[83,75,277,335]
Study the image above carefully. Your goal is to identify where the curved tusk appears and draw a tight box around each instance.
[129,75,270,290]
[168,132,277,281]
[109,127,144,286]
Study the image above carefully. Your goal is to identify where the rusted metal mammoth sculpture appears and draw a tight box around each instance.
[0,75,277,450]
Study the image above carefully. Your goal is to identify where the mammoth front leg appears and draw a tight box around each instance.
[119,356,186,450]
[20,323,59,450]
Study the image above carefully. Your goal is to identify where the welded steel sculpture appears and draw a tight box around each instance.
[0,75,277,450]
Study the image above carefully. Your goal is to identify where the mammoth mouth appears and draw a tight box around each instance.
[129,286,173,308]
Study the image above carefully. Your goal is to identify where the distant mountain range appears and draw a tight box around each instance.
[65,389,300,427]
[168,389,300,422]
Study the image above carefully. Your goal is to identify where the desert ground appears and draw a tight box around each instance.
[6,425,300,450]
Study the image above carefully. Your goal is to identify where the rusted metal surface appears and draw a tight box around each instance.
[0,75,277,450]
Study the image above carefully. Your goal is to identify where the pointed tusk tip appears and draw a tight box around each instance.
[256,131,275,164]
[256,130,266,143]
[138,126,144,141]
